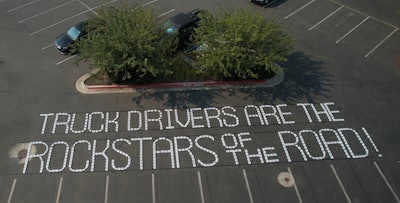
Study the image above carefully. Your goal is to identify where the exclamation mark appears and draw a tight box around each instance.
[362,127,382,157]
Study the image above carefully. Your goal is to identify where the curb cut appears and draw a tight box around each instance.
[76,70,284,94]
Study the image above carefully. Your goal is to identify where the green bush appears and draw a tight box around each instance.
[75,4,177,84]
[190,8,294,80]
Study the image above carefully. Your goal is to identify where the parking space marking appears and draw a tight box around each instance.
[42,43,53,50]
[309,5,343,30]
[78,0,98,16]
[41,0,155,52]
[7,178,17,203]
[152,173,156,203]
[141,0,158,7]
[374,162,400,202]
[287,167,303,203]
[329,0,399,29]
[18,0,77,23]
[330,164,351,203]
[335,16,369,44]
[56,177,63,203]
[105,175,109,203]
[29,0,117,36]
[36,0,157,48]
[29,9,90,36]
[197,171,205,203]
[242,169,254,203]
[7,0,40,13]
[284,0,316,19]
[157,9,175,18]
[365,28,398,58]
[56,55,76,65]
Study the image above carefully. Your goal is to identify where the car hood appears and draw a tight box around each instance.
[55,33,73,48]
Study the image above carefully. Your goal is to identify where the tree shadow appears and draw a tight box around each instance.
[132,89,225,109]
[132,51,333,107]
[237,51,333,103]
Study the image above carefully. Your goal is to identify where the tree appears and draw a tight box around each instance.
[74,4,176,83]
[191,8,294,80]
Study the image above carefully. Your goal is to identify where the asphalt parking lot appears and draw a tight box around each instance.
[3,0,399,67]
[281,0,399,62]
[1,0,399,202]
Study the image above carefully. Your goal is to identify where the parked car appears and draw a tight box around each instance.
[163,9,203,46]
[183,44,205,65]
[54,21,87,54]
[249,0,275,6]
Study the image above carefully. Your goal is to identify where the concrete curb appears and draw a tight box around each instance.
[75,70,284,94]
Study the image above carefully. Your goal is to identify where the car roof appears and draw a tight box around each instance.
[169,13,195,28]
[73,21,87,30]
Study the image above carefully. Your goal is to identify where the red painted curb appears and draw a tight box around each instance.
[87,79,267,90]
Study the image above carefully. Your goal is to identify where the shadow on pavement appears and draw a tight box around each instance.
[132,89,225,109]
[237,51,333,104]
[132,51,333,108]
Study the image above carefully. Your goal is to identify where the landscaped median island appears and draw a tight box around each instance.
[73,3,294,93]
[75,69,284,94]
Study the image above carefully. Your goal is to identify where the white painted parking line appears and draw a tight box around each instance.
[56,55,76,65]
[157,9,175,18]
[78,0,98,16]
[56,177,63,203]
[141,0,158,6]
[18,0,77,23]
[329,0,398,30]
[287,167,303,203]
[7,178,17,203]
[330,164,351,203]
[242,169,254,203]
[197,171,205,203]
[284,0,316,20]
[152,173,156,203]
[8,0,40,13]
[105,175,109,203]
[29,10,90,36]
[309,5,343,30]
[335,16,369,44]
[374,162,400,202]
[365,28,398,58]
[42,43,54,50]
[29,0,117,36]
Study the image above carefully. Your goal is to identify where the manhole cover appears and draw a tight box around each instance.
[9,143,36,164]
[17,149,28,159]
[278,172,294,187]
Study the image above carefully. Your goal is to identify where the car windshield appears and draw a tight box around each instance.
[164,21,179,34]
[67,26,81,40]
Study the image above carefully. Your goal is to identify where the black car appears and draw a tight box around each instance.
[54,21,87,54]
[163,9,203,46]
[249,0,275,6]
